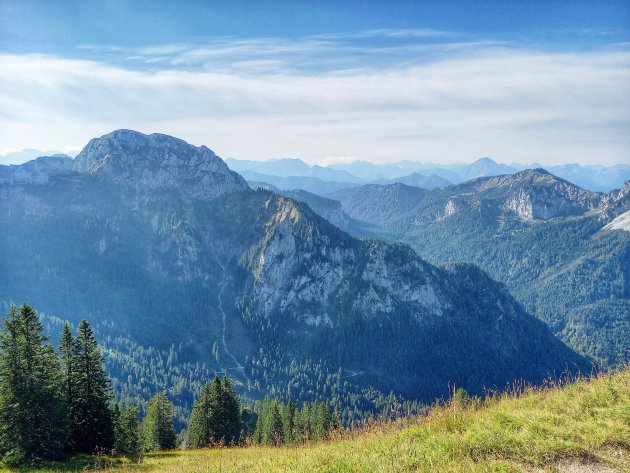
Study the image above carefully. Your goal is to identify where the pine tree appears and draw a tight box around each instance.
[268,402,283,445]
[71,320,113,452]
[281,400,296,444]
[188,383,213,448]
[59,322,76,450]
[298,402,312,442]
[331,405,343,433]
[0,304,69,464]
[142,391,176,451]
[221,375,242,445]
[255,398,283,446]
[207,375,224,444]
[310,401,331,441]
[113,404,140,454]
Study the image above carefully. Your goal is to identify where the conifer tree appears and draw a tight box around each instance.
[298,401,312,442]
[331,405,343,433]
[71,320,113,452]
[311,400,331,441]
[207,375,224,443]
[268,402,283,445]
[0,304,69,464]
[221,375,242,445]
[188,383,213,448]
[255,398,283,446]
[189,375,244,447]
[113,404,140,454]
[142,391,176,451]
[59,323,76,449]
[281,400,296,443]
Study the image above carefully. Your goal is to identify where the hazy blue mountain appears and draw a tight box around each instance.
[226,157,364,183]
[238,170,360,195]
[329,170,630,366]
[454,158,518,181]
[247,180,281,192]
[0,130,588,421]
[328,157,516,184]
[0,154,74,184]
[0,148,70,165]
[544,163,630,192]
[328,160,423,181]
[372,172,451,189]
[226,157,311,176]
[327,159,629,192]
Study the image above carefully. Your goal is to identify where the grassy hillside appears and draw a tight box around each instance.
[15,369,629,473]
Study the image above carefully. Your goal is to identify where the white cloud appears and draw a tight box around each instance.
[0,45,629,165]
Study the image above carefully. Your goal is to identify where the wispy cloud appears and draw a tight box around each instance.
[313,28,457,40]
[1,37,629,165]
[73,29,485,75]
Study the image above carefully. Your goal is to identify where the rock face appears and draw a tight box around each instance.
[604,210,630,232]
[246,198,445,327]
[74,130,249,199]
[480,169,602,220]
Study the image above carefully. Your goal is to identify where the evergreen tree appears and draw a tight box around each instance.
[113,404,140,454]
[281,401,296,444]
[311,401,331,441]
[268,402,283,445]
[221,375,242,445]
[71,320,113,452]
[59,323,76,449]
[254,398,284,446]
[142,391,176,451]
[298,401,312,442]
[188,383,213,448]
[206,376,224,444]
[331,405,343,433]
[0,304,69,464]
[188,375,244,447]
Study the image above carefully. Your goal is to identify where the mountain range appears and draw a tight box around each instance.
[226,156,630,194]
[0,130,591,424]
[318,171,629,367]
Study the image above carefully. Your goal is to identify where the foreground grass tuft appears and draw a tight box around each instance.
[6,370,629,472]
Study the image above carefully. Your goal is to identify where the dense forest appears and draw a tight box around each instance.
[0,304,349,466]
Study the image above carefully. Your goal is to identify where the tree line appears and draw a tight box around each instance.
[0,304,341,466]
[253,397,341,445]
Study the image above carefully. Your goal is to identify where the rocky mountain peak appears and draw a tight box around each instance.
[495,169,601,220]
[74,130,249,199]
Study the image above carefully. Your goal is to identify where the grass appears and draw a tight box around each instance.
[6,369,629,473]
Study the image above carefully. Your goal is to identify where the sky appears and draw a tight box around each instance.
[1,0,629,165]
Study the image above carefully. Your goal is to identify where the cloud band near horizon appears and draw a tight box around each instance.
[0,41,629,165]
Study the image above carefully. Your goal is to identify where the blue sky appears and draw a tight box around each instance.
[1,0,629,164]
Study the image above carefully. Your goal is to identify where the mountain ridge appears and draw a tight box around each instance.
[319,171,629,366]
[226,155,629,192]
